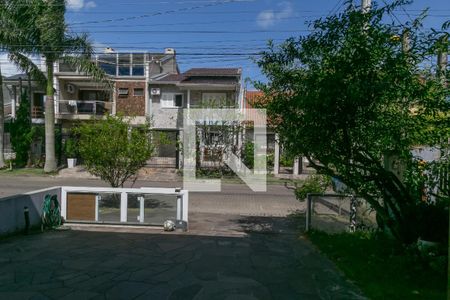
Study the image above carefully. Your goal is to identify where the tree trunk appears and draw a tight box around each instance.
[44,60,57,173]
[0,66,5,169]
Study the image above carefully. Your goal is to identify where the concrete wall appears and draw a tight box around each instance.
[0,187,61,235]
[151,85,186,129]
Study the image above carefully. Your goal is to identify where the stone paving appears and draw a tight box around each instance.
[0,215,365,300]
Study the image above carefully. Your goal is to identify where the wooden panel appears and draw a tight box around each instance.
[67,193,96,221]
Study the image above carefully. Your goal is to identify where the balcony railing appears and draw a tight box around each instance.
[57,100,112,116]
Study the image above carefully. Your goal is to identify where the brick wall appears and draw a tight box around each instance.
[116,81,146,116]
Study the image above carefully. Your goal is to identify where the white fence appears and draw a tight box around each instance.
[61,186,189,230]
[0,186,189,235]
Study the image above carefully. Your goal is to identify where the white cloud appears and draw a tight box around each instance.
[257,10,276,29]
[256,1,294,29]
[0,54,42,77]
[66,0,96,11]
[85,1,96,9]
[0,55,20,76]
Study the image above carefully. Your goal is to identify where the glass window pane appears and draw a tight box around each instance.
[99,63,116,75]
[119,66,130,76]
[98,193,121,223]
[132,65,144,76]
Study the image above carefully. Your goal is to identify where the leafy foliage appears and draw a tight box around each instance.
[9,94,33,167]
[242,141,254,169]
[0,0,111,172]
[257,1,449,244]
[75,115,154,187]
[63,138,78,158]
[295,175,331,201]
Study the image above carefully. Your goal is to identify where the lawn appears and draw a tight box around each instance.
[0,168,51,176]
[308,230,447,300]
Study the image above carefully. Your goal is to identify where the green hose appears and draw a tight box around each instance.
[41,194,61,230]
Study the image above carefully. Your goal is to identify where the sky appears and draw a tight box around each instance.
[2,0,450,88]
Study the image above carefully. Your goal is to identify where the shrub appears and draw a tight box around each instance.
[63,138,78,158]
[242,141,254,169]
[295,175,331,201]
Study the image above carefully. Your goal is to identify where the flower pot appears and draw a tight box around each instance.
[67,158,77,168]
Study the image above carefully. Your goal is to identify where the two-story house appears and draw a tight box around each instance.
[3,49,244,170]
[148,67,243,168]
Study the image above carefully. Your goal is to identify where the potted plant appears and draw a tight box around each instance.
[64,138,78,168]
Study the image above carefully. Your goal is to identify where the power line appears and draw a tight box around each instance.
[69,0,249,25]
[70,29,312,34]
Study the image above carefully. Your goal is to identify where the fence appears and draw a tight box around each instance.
[61,186,188,230]
[57,100,112,116]
[0,186,189,235]
[305,193,377,233]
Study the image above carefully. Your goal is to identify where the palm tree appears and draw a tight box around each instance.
[0,0,110,172]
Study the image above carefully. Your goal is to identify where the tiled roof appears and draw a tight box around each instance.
[180,76,239,85]
[156,74,186,82]
[4,74,31,81]
[184,68,241,76]
[245,90,265,108]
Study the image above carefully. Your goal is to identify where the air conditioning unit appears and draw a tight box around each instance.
[151,88,161,96]
[66,84,75,94]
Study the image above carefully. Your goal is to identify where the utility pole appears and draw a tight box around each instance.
[437,34,448,83]
[361,0,371,13]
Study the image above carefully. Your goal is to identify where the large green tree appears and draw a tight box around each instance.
[257,1,449,244]
[0,66,5,168]
[76,115,154,188]
[0,0,109,172]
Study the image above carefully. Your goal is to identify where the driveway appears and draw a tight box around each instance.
[0,216,364,300]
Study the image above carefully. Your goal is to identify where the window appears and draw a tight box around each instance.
[161,93,183,108]
[118,88,129,97]
[134,88,144,96]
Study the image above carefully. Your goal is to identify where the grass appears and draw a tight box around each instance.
[307,230,447,300]
[0,168,52,176]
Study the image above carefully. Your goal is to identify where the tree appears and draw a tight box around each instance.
[0,66,5,168]
[75,115,154,188]
[0,0,110,172]
[9,94,33,166]
[257,1,449,244]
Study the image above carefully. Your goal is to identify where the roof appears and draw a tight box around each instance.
[180,76,239,85]
[157,74,186,82]
[245,90,265,108]
[155,68,241,85]
[184,68,241,76]
[4,74,31,81]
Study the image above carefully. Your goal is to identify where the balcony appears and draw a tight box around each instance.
[56,100,112,119]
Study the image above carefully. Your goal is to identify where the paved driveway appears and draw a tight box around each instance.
[0,216,364,300]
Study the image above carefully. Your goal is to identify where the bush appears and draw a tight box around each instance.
[294,175,331,201]
[63,138,78,158]
[242,141,254,169]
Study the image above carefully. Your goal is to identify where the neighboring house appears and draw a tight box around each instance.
[3,49,245,170]
[148,67,243,168]
[243,90,313,178]
[2,74,45,158]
